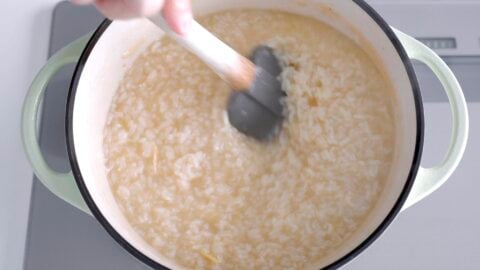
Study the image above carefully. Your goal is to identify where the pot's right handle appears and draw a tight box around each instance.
[22,35,91,215]
[393,29,469,210]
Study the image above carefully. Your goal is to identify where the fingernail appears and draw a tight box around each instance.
[177,14,193,35]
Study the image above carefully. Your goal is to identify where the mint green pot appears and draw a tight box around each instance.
[21,1,469,269]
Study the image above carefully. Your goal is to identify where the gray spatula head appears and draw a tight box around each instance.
[227,46,286,141]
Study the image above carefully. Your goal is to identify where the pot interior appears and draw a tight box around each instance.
[70,0,419,268]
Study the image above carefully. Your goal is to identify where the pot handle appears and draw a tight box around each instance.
[394,29,469,210]
[21,35,92,215]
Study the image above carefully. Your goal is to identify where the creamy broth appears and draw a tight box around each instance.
[103,10,396,270]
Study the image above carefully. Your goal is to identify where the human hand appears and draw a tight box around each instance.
[72,0,193,34]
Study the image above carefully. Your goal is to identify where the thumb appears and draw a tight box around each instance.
[162,0,193,35]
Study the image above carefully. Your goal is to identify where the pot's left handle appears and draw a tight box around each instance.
[22,35,92,215]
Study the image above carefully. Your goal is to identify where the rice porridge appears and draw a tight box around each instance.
[103,10,396,270]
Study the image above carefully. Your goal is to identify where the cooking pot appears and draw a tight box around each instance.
[22,0,469,269]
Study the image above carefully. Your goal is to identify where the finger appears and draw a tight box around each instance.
[95,0,165,19]
[125,0,166,17]
[94,0,130,19]
[71,0,95,5]
[162,0,193,35]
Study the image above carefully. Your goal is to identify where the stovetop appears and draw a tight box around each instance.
[24,2,480,269]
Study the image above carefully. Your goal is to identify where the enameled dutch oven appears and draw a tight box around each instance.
[22,0,469,269]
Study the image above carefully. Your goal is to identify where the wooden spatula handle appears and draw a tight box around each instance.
[149,15,255,90]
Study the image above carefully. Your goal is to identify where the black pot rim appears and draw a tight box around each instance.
[66,1,424,269]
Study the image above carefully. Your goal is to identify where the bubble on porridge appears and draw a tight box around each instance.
[174,151,206,190]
